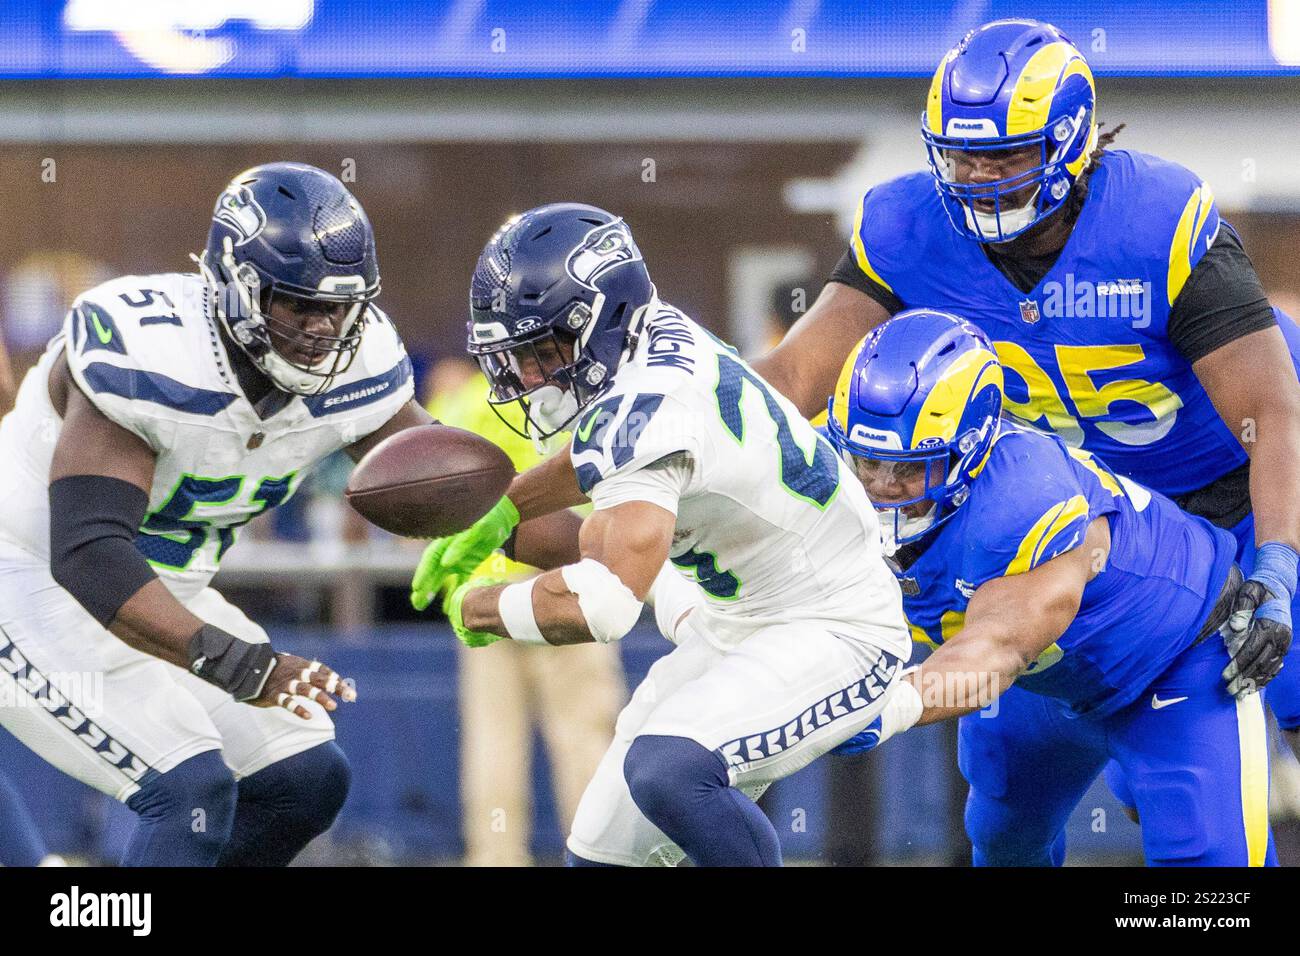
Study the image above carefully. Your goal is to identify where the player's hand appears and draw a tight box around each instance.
[443,576,506,648]
[1222,543,1297,699]
[410,495,521,611]
[1223,582,1291,698]
[250,653,357,719]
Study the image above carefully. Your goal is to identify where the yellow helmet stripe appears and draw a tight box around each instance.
[910,347,1003,446]
[830,334,869,433]
[1006,494,1089,576]
[850,199,894,294]
[1167,181,1215,305]
[1005,41,1095,136]
[925,53,949,135]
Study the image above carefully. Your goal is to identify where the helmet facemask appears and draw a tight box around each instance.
[471,294,646,445]
[198,236,373,396]
[923,105,1093,243]
[843,449,952,556]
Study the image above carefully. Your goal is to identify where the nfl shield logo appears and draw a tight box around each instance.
[1018,299,1041,324]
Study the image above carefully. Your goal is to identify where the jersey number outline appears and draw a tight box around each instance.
[137,472,296,570]
[713,353,839,508]
[671,546,741,600]
[995,342,1184,448]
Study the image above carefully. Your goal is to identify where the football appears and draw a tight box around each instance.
[344,424,515,538]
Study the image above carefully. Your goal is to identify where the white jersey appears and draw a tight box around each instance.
[0,271,414,603]
[570,302,907,656]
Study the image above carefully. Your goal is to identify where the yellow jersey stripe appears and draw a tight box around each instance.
[850,199,895,294]
[1167,181,1214,306]
[1006,494,1090,576]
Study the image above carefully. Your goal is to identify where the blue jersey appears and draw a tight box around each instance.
[852,149,1300,496]
[898,419,1237,718]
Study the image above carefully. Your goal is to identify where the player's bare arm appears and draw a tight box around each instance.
[909,516,1104,725]
[1192,324,1300,696]
[1193,326,1300,551]
[458,500,674,646]
[48,358,354,719]
[750,282,890,418]
[344,398,436,462]
[507,444,588,519]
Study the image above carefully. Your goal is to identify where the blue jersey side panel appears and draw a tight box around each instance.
[897,421,1237,717]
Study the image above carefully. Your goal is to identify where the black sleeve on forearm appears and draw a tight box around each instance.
[49,475,157,626]
[827,247,906,316]
[1167,224,1277,365]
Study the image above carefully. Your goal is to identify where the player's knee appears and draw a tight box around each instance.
[129,750,237,852]
[624,734,728,821]
[964,792,1062,867]
[1131,769,1212,865]
[254,742,352,831]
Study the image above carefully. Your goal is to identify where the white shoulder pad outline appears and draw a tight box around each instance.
[63,274,238,442]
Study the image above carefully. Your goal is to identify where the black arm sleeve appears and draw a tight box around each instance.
[49,474,157,626]
[827,247,906,315]
[1166,224,1276,364]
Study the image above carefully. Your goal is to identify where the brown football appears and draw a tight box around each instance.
[344,424,515,538]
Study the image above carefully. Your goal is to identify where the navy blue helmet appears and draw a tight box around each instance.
[468,203,655,439]
[198,162,381,395]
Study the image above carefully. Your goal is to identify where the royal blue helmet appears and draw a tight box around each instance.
[826,309,1004,552]
[922,19,1098,243]
[468,203,655,440]
[197,162,381,395]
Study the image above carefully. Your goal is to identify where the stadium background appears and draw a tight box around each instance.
[2,0,1300,864]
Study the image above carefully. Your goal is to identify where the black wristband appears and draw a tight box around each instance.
[500,528,518,562]
[187,623,278,701]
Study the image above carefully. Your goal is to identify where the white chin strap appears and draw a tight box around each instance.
[963,188,1040,240]
[878,504,939,558]
[528,385,579,433]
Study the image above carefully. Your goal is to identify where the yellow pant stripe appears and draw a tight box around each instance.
[1236,692,1269,866]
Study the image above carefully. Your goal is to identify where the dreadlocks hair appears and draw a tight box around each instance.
[1063,121,1126,221]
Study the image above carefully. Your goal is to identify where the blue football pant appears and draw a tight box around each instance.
[962,638,1276,866]
[1106,510,1300,812]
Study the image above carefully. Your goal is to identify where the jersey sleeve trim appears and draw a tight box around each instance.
[79,361,238,416]
[1167,180,1218,307]
[1005,493,1090,576]
[302,355,413,418]
[589,452,691,515]
[851,195,896,295]
[572,391,698,497]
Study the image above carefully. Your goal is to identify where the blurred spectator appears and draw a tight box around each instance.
[765,277,817,351]
[425,357,627,866]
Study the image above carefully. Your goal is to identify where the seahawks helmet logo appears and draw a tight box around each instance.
[214,184,267,245]
[566,220,642,290]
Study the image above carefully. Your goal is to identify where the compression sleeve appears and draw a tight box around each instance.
[49,474,157,626]
[1167,226,1276,364]
[827,247,905,315]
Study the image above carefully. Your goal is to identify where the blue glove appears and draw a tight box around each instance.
[1222,542,1298,699]
[829,716,886,756]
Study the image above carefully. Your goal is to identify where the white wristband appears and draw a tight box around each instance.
[876,673,923,746]
[498,578,547,645]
